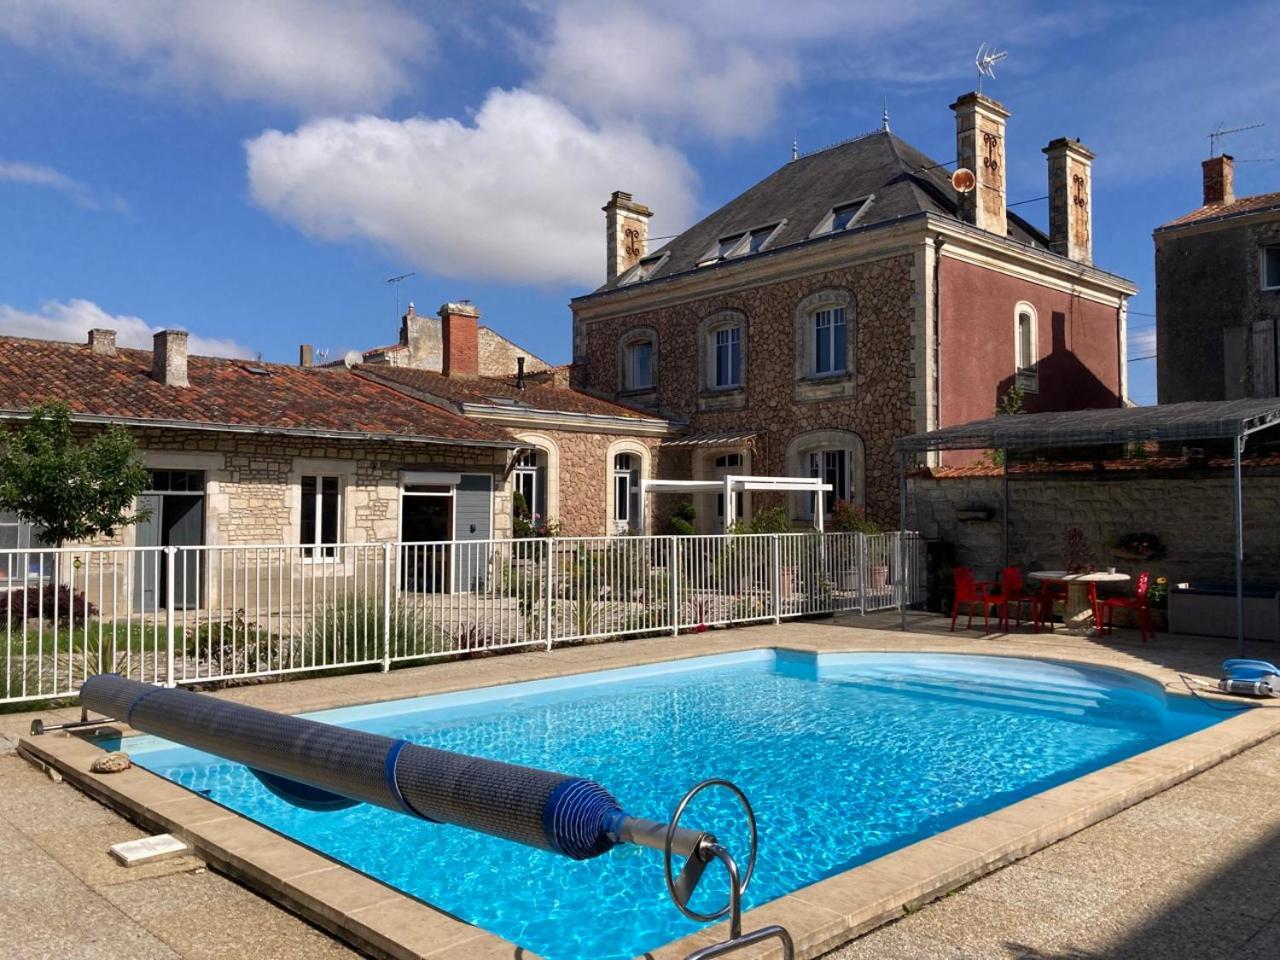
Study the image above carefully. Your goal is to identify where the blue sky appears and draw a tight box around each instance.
[1,1,1277,405]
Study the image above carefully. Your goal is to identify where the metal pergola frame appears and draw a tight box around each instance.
[895,399,1280,651]
[639,475,834,534]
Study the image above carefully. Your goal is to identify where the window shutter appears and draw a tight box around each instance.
[1251,319,1277,398]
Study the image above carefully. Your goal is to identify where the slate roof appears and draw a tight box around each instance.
[0,336,513,445]
[354,365,666,422]
[1158,191,1280,231]
[591,130,1051,294]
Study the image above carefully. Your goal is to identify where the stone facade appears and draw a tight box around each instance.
[909,464,1280,585]
[363,313,551,377]
[574,253,919,528]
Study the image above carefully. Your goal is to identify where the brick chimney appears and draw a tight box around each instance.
[87,328,116,356]
[950,92,1010,237]
[299,343,314,367]
[439,301,479,379]
[1044,137,1095,264]
[399,302,430,364]
[1202,154,1235,206]
[152,330,189,387]
[603,191,652,284]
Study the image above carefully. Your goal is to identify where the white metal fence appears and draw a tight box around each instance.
[0,531,924,706]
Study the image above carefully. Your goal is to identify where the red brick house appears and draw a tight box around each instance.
[570,91,1138,529]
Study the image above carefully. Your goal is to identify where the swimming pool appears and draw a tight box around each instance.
[119,650,1224,960]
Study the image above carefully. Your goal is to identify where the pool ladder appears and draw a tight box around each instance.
[661,780,795,960]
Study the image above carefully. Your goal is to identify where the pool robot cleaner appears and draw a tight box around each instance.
[1217,659,1280,697]
[78,674,793,960]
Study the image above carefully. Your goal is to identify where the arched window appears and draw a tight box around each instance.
[712,452,745,525]
[613,453,637,526]
[794,289,856,401]
[512,450,544,520]
[787,430,866,519]
[606,441,650,534]
[1014,301,1039,393]
[618,327,658,394]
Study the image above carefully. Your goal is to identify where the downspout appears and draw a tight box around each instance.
[1117,295,1128,406]
[932,236,946,438]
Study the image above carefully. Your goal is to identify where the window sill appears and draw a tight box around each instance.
[803,369,851,382]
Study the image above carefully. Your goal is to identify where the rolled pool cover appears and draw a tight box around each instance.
[80,674,624,860]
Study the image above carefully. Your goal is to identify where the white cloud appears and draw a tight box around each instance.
[0,299,253,359]
[1128,326,1156,358]
[0,160,128,212]
[0,0,429,112]
[244,88,697,287]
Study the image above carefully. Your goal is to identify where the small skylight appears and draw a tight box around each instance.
[483,396,521,406]
[810,195,874,238]
[697,222,783,266]
[242,365,271,376]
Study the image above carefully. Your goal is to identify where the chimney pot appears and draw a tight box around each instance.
[439,301,480,379]
[87,328,117,356]
[1043,136,1096,264]
[1202,155,1234,206]
[603,191,653,284]
[299,343,314,367]
[950,91,1011,236]
[516,356,526,389]
[152,330,189,387]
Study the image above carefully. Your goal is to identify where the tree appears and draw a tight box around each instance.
[0,402,149,546]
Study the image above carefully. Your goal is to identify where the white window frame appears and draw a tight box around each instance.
[512,450,541,521]
[613,453,635,525]
[620,252,669,286]
[808,195,874,238]
[300,473,343,560]
[698,222,784,265]
[1014,300,1040,393]
[812,306,848,376]
[0,511,53,586]
[788,430,865,519]
[1262,246,1280,291]
[713,325,742,389]
[619,329,658,393]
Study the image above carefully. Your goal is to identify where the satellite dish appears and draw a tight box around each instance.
[951,168,977,193]
[342,350,363,369]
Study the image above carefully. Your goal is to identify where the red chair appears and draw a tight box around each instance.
[951,567,998,633]
[996,566,1039,632]
[1099,572,1153,641]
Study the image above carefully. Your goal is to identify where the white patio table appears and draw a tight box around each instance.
[1027,570,1131,634]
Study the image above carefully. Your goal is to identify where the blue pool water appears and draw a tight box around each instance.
[120,650,1225,960]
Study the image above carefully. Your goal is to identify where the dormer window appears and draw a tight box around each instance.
[810,196,873,237]
[698,222,783,265]
[619,252,669,285]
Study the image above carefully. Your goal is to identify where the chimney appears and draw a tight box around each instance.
[603,190,652,284]
[399,302,430,364]
[439,301,479,379]
[950,92,1011,236]
[299,344,314,367]
[87,328,116,356]
[1043,137,1095,264]
[152,329,189,387]
[515,356,526,390]
[1202,154,1235,206]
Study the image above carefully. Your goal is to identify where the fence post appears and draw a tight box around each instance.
[164,546,176,687]
[771,534,781,623]
[856,534,866,615]
[895,532,905,613]
[669,536,680,635]
[544,538,555,652]
[381,542,392,672]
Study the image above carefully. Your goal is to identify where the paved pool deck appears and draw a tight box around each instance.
[4,612,1279,959]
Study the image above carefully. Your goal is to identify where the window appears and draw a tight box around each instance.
[624,339,653,391]
[613,453,636,524]
[807,450,850,517]
[813,307,847,375]
[1263,246,1280,291]
[698,223,782,265]
[714,326,742,388]
[620,252,668,285]
[1014,302,1039,392]
[810,196,873,237]
[0,510,52,585]
[713,453,745,523]
[513,451,539,519]
[301,475,341,557]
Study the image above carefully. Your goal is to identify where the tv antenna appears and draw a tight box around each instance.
[1208,121,1264,157]
[386,271,416,320]
[975,43,1008,93]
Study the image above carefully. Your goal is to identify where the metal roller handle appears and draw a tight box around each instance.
[662,779,758,925]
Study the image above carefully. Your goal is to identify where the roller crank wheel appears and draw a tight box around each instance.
[663,778,758,923]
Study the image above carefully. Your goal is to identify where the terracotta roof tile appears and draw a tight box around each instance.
[1160,191,1280,229]
[355,365,666,422]
[0,336,513,445]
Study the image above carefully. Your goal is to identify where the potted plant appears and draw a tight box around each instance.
[1063,526,1096,574]
[829,500,887,590]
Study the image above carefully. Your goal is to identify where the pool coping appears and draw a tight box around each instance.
[18,644,1280,960]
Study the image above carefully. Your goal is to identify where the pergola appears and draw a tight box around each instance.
[638,475,833,534]
[895,398,1280,650]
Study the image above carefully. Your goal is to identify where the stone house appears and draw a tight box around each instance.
[570,91,1137,529]
[1155,155,1280,402]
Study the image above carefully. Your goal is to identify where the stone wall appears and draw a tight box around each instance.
[909,465,1280,584]
[574,253,920,527]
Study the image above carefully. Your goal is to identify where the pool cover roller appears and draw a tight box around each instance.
[81,674,644,860]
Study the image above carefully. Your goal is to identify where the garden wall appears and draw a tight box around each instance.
[909,463,1280,586]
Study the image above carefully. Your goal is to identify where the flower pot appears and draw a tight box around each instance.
[869,565,889,591]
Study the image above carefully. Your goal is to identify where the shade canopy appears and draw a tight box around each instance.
[897,399,1280,453]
